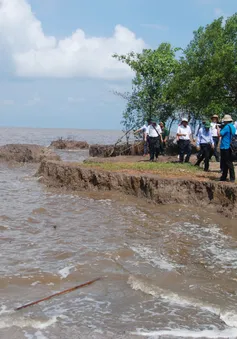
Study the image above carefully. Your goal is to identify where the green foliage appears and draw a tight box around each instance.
[170,14,237,120]
[113,43,179,130]
[114,13,237,130]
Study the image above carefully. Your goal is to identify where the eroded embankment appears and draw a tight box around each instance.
[37,160,237,218]
[0,144,60,163]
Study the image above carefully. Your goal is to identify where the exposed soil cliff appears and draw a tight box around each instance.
[37,160,237,218]
[0,144,60,163]
[50,139,89,150]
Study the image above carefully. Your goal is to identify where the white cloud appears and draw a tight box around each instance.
[0,99,14,105]
[214,8,227,18]
[196,0,217,4]
[25,94,41,106]
[0,0,146,79]
[67,96,85,104]
[214,8,229,23]
[141,24,169,31]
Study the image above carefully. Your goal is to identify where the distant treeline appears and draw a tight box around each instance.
[113,13,237,133]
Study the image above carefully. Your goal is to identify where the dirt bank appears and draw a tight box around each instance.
[37,160,237,218]
[50,139,89,150]
[0,144,60,163]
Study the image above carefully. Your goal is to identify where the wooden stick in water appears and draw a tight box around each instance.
[15,277,102,311]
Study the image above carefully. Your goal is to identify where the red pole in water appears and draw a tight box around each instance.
[15,277,102,311]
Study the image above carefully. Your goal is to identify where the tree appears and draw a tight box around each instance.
[169,14,237,121]
[113,43,179,130]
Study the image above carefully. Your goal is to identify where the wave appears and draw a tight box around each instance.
[132,328,237,338]
[0,315,57,330]
[0,306,58,330]
[25,330,49,339]
[128,275,237,328]
[0,306,14,316]
[131,246,178,271]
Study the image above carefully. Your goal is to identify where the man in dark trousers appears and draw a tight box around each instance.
[218,115,236,182]
[159,122,169,155]
[147,120,163,162]
[195,121,214,172]
[176,118,192,163]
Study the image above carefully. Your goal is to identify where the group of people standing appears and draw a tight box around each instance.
[177,114,236,182]
[134,119,169,162]
[134,114,236,182]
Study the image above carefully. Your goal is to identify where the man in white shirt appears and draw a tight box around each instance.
[235,121,237,135]
[134,119,151,156]
[176,118,192,163]
[210,114,220,162]
[147,121,163,161]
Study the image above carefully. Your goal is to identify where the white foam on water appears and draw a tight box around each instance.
[170,222,237,270]
[128,276,237,329]
[220,311,237,328]
[58,265,74,279]
[208,244,237,269]
[35,330,49,339]
[24,330,49,339]
[128,275,219,314]
[0,315,57,330]
[97,199,112,207]
[0,305,14,316]
[132,327,237,338]
[131,246,177,271]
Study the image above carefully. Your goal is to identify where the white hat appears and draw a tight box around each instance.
[181,117,188,122]
[222,114,233,122]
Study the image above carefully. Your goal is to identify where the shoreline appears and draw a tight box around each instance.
[0,142,235,218]
[37,159,237,219]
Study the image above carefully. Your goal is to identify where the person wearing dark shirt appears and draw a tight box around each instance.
[159,122,169,155]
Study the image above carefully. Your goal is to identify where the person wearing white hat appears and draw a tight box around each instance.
[176,118,192,163]
[217,114,236,182]
[147,120,163,161]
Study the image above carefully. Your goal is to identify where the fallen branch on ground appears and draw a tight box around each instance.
[15,277,102,311]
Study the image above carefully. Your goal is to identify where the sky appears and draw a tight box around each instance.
[0,0,236,129]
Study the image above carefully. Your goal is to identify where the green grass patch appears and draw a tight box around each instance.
[81,161,200,174]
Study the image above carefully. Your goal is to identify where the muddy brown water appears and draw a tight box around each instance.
[1,127,237,339]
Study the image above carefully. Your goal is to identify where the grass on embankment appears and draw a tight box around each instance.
[81,161,205,179]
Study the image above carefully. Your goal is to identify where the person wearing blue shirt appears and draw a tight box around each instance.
[218,115,236,182]
[195,121,214,171]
